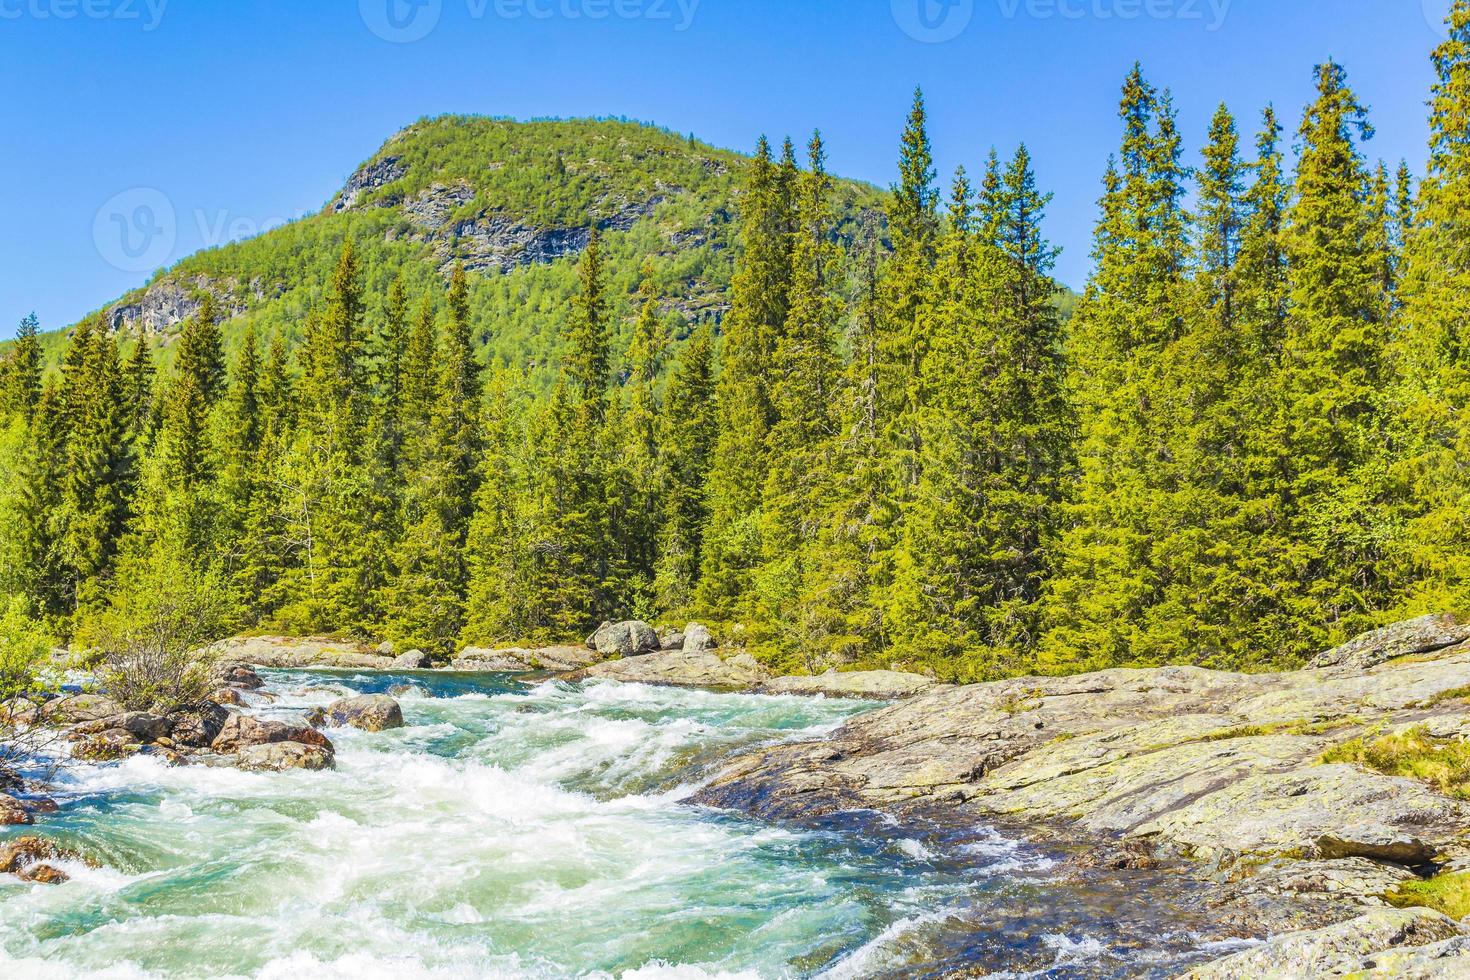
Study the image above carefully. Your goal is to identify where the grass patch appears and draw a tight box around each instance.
[1387,871,1470,919]
[1201,718,1363,742]
[1322,726,1470,799]
[997,689,1043,716]
[1413,685,1470,709]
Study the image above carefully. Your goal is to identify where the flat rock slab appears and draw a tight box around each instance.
[1180,908,1466,979]
[453,645,601,672]
[568,649,771,689]
[210,636,394,670]
[758,670,940,699]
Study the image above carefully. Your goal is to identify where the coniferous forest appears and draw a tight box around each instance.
[5,11,1470,683]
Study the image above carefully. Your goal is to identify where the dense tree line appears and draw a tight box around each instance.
[6,7,1470,678]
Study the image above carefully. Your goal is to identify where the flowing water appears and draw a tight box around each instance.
[0,671,1250,979]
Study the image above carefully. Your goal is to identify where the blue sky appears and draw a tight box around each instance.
[0,0,1455,336]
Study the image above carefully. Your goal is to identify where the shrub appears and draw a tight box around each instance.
[0,598,50,704]
[83,563,231,713]
[1387,872,1470,919]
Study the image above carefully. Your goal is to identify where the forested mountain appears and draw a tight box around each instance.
[6,3,1470,682]
[32,116,885,383]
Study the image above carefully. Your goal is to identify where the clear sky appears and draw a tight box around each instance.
[0,0,1455,336]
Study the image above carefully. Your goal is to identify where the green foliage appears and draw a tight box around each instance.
[80,556,231,712]
[10,39,1470,683]
[0,598,51,705]
[1322,725,1470,799]
[1387,871,1470,919]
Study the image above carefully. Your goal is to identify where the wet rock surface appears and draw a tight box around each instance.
[306,694,404,732]
[689,619,1470,974]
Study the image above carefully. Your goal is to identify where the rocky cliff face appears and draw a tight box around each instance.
[101,275,259,338]
[691,615,1470,975]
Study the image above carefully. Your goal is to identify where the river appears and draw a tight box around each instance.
[0,670,1249,978]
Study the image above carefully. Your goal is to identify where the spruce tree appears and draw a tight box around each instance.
[1276,60,1392,649]
[698,136,795,617]
[1392,0,1470,613]
[0,313,42,420]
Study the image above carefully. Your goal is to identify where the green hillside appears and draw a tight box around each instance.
[59,116,887,385]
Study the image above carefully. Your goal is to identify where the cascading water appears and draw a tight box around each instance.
[0,671,1250,979]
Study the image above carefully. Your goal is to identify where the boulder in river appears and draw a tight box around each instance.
[235,741,335,772]
[307,694,404,732]
[216,663,265,690]
[589,621,661,658]
[70,728,142,761]
[210,713,332,754]
[454,645,599,672]
[0,836,93,884]
[168,700,231,748]
[0,793,31,826]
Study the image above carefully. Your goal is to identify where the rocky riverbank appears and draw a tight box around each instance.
[685,614,1470,975]
[0,663,408,884]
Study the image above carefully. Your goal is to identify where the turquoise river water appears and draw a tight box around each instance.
[0,670,1252,978]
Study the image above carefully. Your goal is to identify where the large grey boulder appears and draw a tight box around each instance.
[1310,614,1470,671]
[40,694,124,725]
[235,741,335,772]
[307,695,404,732]
[682,623,716,653]
[590,621,661,658]
[210,713,333,754]
[391,649,432,669]
[168,700,231,748]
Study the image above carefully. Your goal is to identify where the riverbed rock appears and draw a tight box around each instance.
[0,836,92,880]
[209,636,394,670]
[589,621,661,658]
[168,700,230,748]
[453,645,600,672]
[70,728,142,761]
[0,793,31,826]
[216,663,264,690]
[682,623,716,653]
[308,695,404,732]
[110,711,173,742]
[17,863,69,884]
[758,669,940,700]
[40,694,124,725]
[210,713,332,754]
[1179,907,1467,978]
[691,618,1470,947]
[391,649,432,669]
[659,630,685,651]
[568,648,772,689]
[235,741,335,772]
